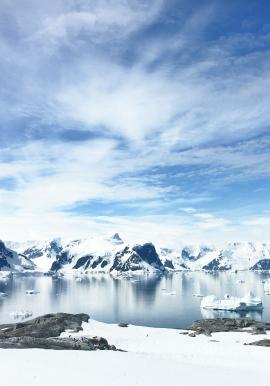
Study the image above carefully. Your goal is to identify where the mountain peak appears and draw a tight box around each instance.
[109,233,122,241]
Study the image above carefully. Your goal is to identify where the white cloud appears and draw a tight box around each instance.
[180,207,196,213]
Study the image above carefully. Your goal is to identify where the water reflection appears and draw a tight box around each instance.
[0,271,270,328]
[201,307,263,321]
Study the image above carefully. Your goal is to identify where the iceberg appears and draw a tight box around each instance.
[200,292,263,311]
[240,292,263,310]
[201,295,247,311]
[10,310,33,318]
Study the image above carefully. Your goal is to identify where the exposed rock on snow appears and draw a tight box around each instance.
[0,240,36,272]
[110,243,165,274]
[186,317,270,334]
[250,258,270,270]
[3,236,270,273]
[245,339,270,347]
[202,252,230,271]
[0,313,120,351]
[0,313,90,339]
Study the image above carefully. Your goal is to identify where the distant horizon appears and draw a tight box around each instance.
[3,231,270,251]
[1,1,270,243]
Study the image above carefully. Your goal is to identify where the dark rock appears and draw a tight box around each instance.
[163,259,174,269]
[179,332,189,335]
[250,259,270,270]
[245,339,270,347]
[118,323,129,327]
[0,336,96,350]
[0,312,90,339]
[88,336,108,345]
[0,313,123,352]
[189,333,196,337]
[51,252,72,272]
[73,255,93,270]
[187,317,270,333]
[202,252,230,271]
[91,257,103,269]
[110,243,166,273]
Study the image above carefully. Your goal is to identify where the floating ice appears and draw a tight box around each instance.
[238,280,245,283]
[0,292,8,297]
[162,292,176,295]
[10,310,33,318]
[193,294,204,297]
[201,292,263,311]
[25,290,39,294]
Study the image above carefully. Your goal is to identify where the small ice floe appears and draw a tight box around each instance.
[25,290,39,294]
[75,278,82,281]
[238,280,245,283]
[0,292,8,297]
[162,292,176,295]
[10,310,33,318]
[201,292,263,311]
[193,294,204,297]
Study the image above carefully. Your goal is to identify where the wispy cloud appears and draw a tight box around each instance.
[1,1,270,242]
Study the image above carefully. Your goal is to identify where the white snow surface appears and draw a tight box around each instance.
[201,292,263,311]
[1,319,269,385]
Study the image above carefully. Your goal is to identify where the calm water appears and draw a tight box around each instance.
[1,271,270,328]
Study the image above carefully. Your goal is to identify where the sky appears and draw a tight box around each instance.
[1,0,270,245]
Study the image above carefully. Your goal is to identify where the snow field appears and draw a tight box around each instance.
[1,319,269,386]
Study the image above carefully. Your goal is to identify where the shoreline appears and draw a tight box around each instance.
[1,315,270,385]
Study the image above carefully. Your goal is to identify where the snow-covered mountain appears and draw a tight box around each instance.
[2,236,270,274]
[0,240,36,272]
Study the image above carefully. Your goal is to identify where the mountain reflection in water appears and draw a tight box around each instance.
[0,271,269,327]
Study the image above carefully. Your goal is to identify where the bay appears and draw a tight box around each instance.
[1,271,270,327]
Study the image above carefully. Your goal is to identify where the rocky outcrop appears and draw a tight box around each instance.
[184,317,270,335]
[24,239,62,260]
[245,339,270,347]
[202,252,230,271]
[0,241,12,270]
[250,259,270,270]
[0,240,36,272]
[0,313,121,351]
[0,312,89,339]
[110,243,166,273]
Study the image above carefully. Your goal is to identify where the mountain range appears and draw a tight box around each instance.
[1,234,270,274]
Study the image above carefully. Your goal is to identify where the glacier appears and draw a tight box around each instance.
[2,235,270,274]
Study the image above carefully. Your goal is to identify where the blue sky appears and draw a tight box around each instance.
[1,0,270,244]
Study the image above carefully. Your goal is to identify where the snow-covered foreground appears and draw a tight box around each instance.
[0,319,270,385]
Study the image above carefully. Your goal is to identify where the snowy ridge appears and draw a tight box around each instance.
[2,236,270,273]
[0,240,36,272]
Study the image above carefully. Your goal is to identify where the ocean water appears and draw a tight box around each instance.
[1,271,270,327]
